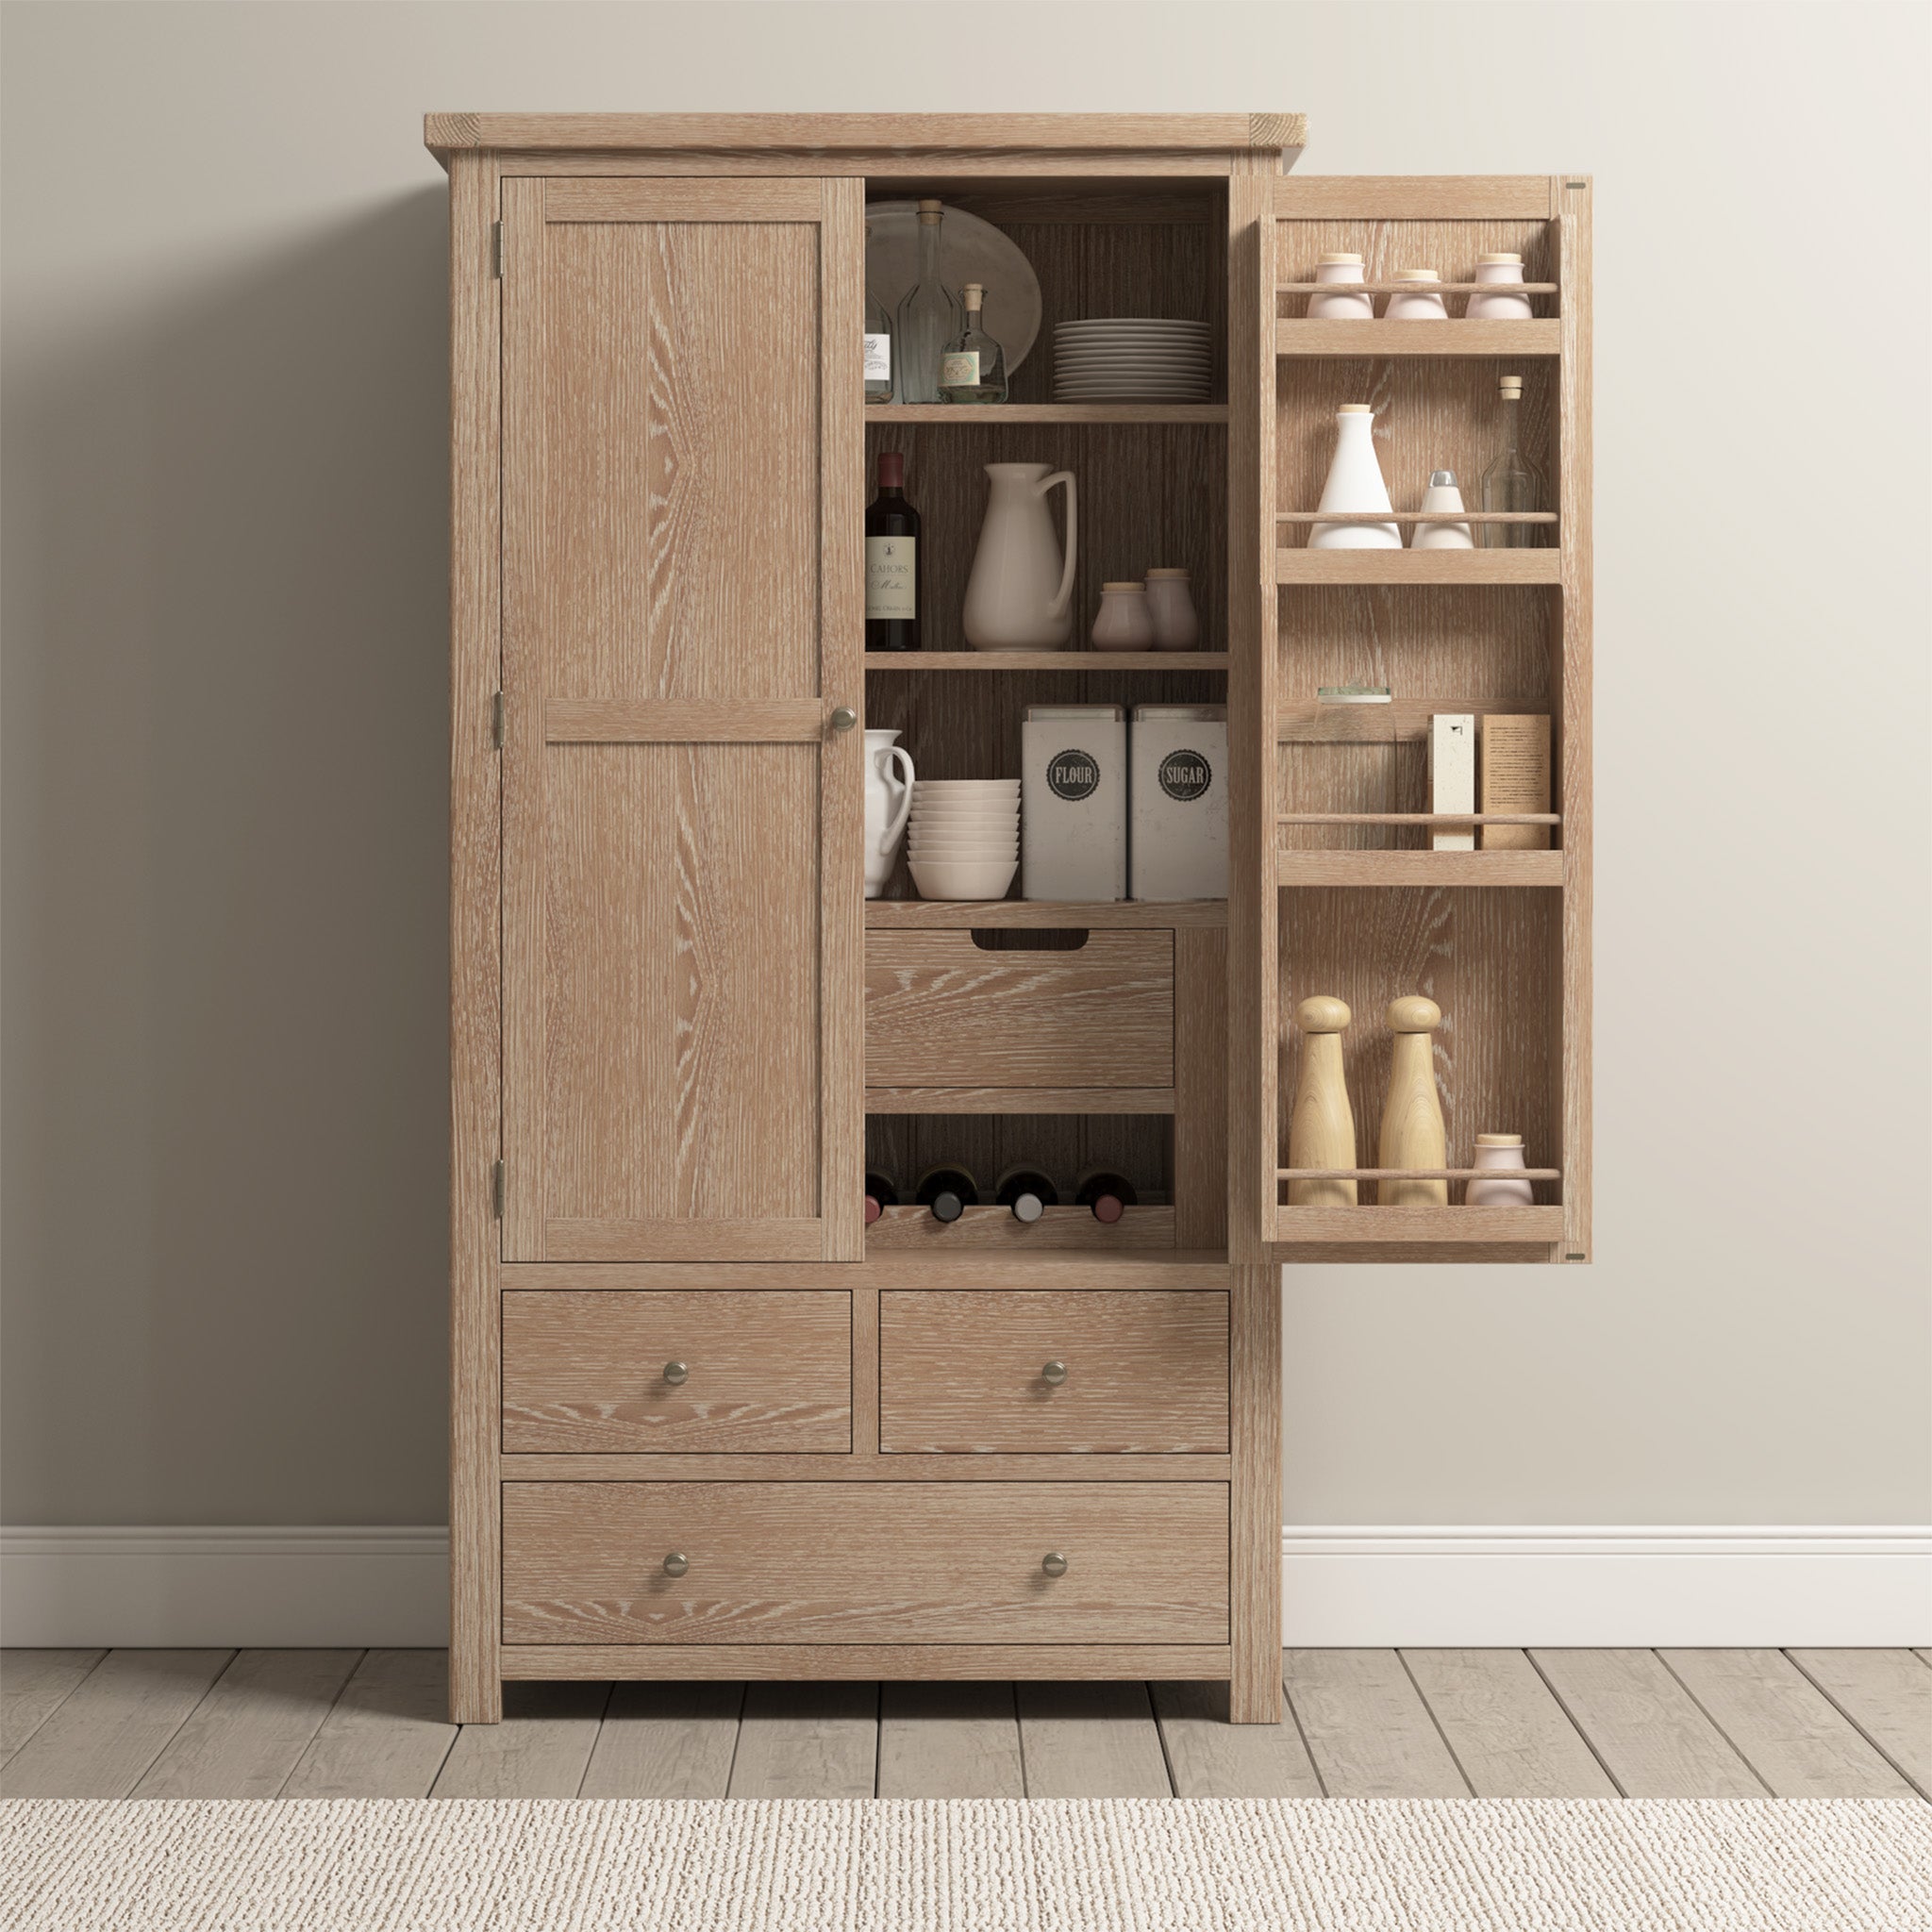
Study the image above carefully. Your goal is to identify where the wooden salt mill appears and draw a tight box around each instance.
[1287,996,1357,1206]
[1377,995,1447,1205]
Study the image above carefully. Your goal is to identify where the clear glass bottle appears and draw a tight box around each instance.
[1480,374,1545,547]
[892,200,960,405]
[938,282,1008,404]
[863,221,893,403]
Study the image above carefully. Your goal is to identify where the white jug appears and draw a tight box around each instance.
[962,462,1078,650]
[863,728,915,898]
[1308,405,1401,549]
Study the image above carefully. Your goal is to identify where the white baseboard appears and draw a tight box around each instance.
[5,1524,1926,1649]
[1282,1526,1932,1647]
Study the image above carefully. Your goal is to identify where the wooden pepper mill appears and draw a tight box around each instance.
[1377,995,1447,1205]
[1287,995,1357,1206]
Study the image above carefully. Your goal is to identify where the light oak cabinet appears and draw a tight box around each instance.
[436,115,1591,1724]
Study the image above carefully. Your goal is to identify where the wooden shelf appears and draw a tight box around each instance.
[1275,319,1561,357]
[866,899,1226,928]
[867,651,1228,672]
[867,403,1228,425]
[866,1203,1175,1251]
[1276,850,1562,887]
[1276,812,1559,826]
[1276,282,1559,296]
[1278,1168,1561,1182]
[866,1087,1174,1116]
[1276,511,1557,526]
[1275,549,1562,585]
[1272,1206,1564,1242]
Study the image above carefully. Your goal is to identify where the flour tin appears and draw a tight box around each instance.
[1022,704,1126,902]
[1129,704,1227,902]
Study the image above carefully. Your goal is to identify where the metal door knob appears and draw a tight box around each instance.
[1041,1360,1068,1386]
[830,707,858,731]
[662,1552,689,1577]
[663,1360,689,1385]
[1041,1551,1069,1578]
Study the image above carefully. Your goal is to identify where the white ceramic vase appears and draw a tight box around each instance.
[1466,1133,1535,1207]
[1307,251,1374,320]
[962,462,1078,650]
[1411,469,1474,550]
[1467,253,1534,321]
[1309,406,1401,549]
[863,728,915,898]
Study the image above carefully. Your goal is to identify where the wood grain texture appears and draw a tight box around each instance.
[1174,928,1229,1248]
[0,1650,103,1768]
[543,699,826,741]
[501,1644,1232,1681]
[545,178,823,221]
[1658,1649,1916,1799]
[865,930,1174,1089]
[501,1481,1229,1646]
[502,1257,1232,1292]
[1786,1649,1932,1800]
[578,1681,743,1798]
[864,899,1226,927]
[1274,178,1552,220]
[1400,1648,1616,1797]
[878,1290,1229,1453]
[1015,1682,1173,1797]
[865,1087,1175,1115]
[1229,1264,1282,1723]
[1273,1206,1563,1241]
[865,1204,1177,1250]
[729,1683,877,1798]
[1282,1649,1470,1797]
[1277,852,1562,886]
[502,1291,852,1453]
[1277,551,1562,585]
[427,1680,611,1798]
[504,1454,1230,1484]
[1529,1649,1768,1799]
[281,1650,460,1798]
[1152,1679,1324,1796]
[1277,320,1561,356]
[877,1682,1025,1797]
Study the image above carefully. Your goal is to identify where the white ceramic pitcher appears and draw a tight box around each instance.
[863,728,915,898]
[962,462,1078,650]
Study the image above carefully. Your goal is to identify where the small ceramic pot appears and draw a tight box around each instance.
[1411,470,1474,550]
[1466,253,1533,321]
[1091,581,1155,650]
[1143,569,1200,651]
[1385,269,1448,321]
[1307,252,1373,321]
[1466,1133,1535,1207]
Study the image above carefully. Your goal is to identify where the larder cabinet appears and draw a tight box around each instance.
[433,116,1591,1726]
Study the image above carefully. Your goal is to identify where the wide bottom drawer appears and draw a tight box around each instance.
[502,1481,1228,1646]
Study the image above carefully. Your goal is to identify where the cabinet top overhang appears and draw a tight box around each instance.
[424,111,1307,168]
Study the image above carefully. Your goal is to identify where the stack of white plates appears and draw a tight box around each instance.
[907,780,1020,902]
[1054,319,1213,402]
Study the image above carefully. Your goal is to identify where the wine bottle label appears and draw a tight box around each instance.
[863,333,891,383]
[940,350,979,388]
[865,536,916,619]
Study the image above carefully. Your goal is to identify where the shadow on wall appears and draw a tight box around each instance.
[3,188,453,1523]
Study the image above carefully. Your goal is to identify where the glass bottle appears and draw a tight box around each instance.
[863,221,893,403]
[1480,374,1545,547]
[939,282,1008,404]
[892,200,960,405]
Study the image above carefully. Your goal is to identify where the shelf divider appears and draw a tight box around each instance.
[867,403,1227,425]
[1275,319,1561,357]
[865,899,1227,928]
[867,651,1228,672]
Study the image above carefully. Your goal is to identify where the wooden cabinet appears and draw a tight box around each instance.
[437,115,1589,1726]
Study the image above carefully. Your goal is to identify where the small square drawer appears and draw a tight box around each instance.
[501,1291,851,1453]
[879,1290,1229,1454]
[864,929,1174,1091]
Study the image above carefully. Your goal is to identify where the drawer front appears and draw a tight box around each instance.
[879,1291,1229,1453]
[865,930,1174,1090]
[502,1480,1228,1645]
[501,1291,851,1453]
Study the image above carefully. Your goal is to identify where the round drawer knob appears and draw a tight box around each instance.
[1041,1359,1068,1386]
[1041,1551,1069,1578]
[662,1359,690,1386]
[830,707,858,732]
[662,1551,689,1577]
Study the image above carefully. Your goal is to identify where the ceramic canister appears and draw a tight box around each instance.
[1091,582,1155,650]
[1385,269,1448,321]
[1466,1133,1536,1206]
[1022,704,1125,902]
[1467,253,1534,321]
[1307,252,1374,320]
[1143,569,1201,651]
[1129,704,1227,902]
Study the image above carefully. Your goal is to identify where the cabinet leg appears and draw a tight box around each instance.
[1229,1260,1282,1724]
[449,1673,503,1726]
[1229,1656,1283,1725]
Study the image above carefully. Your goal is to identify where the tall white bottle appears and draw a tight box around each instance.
[1308,405,1401,549]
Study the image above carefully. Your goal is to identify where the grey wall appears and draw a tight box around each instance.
[4,2,1927,1528]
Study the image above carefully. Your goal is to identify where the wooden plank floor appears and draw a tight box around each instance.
[3,1649,1926,1799]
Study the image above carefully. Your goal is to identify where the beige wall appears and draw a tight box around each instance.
[4,2,1926,1528]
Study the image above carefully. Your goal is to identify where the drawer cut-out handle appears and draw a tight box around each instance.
[1041,1551,1069,1578]
[970,928,1091,953]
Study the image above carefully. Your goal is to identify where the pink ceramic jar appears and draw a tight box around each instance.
[1466,1133,1535,1206]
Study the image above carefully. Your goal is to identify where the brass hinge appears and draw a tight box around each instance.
[491,691,505,747]
[491,222,503,278]
[491,1160,505,1219]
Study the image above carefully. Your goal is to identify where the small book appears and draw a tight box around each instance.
[1429,714,1475,851]
[1480,715,1553,849]
[1317,685,1391,705]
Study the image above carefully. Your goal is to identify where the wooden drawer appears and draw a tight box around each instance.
[865,929,1174,1090]
[503,1480,1227,1645]
[879,1291,1228,1453]
[501,1291,850,1454]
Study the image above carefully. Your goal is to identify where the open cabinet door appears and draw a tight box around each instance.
[499,177,865,1264]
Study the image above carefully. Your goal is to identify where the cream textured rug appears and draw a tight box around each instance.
[2,1798,1925,1930]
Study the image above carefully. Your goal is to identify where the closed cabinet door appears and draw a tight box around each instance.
[501,177,863,1262]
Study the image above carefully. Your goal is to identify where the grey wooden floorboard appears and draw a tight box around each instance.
[579,1682,743,1799]
[428,1681,611,1798]
[1402,1648,1617,1797]
[1,1650,106,1768]
[1660,1649,1916,1798]
[728,1682,878,1799]
[282,1649,459,1798]
[1151,1678,1324,1797]
[877,1682,1024,1798]
[0,1650,234,1798]
[1015,1682,1171,1798]
[133,1649,362,1798]
[1282,1649,1469,1797]
[1916,1650,1932,1672]
[1530,1649,1768,1798]
[1787,1649,1932,1800]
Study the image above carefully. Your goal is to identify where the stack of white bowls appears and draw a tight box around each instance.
[907,780,1020,902]
[1053,319,1213,402]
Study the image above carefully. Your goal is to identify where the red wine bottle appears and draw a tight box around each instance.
[1074,1170,1138,1224]
[914,1163,977,1224]
[864,451,921,652]
[863,1171,900,1226]
[995,1167,1058,1224]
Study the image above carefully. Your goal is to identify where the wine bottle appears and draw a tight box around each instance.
[863,1170,900,1226]
[863,222,893,403]
[914,1163,977,1224]
[995,1166,1058,1224]
[1074,1170,1138,1224]
[893,200,961,404]
[939,282,1008,404]
[864,451,921,652]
